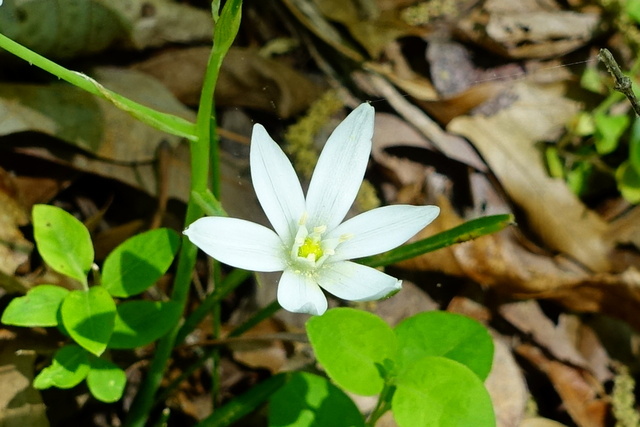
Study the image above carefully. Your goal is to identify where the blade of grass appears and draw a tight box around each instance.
[359,214,514,268]
[0,33,197,140]
[194,373,289,427]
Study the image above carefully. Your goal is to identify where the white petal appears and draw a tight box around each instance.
[318,261,401,301]
[328,205,440,261]
[306,103,374,230]
[277,269,328,315]
[184,217,286,272]
[250,124,305,244]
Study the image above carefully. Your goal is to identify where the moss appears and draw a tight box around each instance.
[284,90,344,179]
[355,179,381,211]
[401,0,457,26]
[612,363,640,427]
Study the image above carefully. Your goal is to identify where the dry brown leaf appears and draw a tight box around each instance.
[517,343,609,427]
[355,71,488,171]
[281,0,365,62]
[486,334,530,427]
[110,0,214,50]
[400,197,640,331]
[448,81,611,272]
[374,281,439,327]
[520,418,569,427]
[0,330,53,427]
[228,319,288,375]
[134,47,323,118]
[608,205,640,249]
[500,301,590,368]
[0,167,32,278]
[457,5,601,59]
[312,0,421,58]
[0,67,193,163]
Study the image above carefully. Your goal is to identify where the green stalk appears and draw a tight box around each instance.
[0,33,196,140]
[365,383,394,426]
[124,2,242,424]
[359,214,514,268]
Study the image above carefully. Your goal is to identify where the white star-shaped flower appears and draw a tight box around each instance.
[184,103,439,315]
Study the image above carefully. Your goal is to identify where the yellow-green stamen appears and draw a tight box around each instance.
[298,237,324,261]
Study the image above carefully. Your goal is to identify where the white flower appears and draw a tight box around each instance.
[184,103,439,315]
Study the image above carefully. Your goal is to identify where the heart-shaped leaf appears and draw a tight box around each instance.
[306,308,397,396]
[102,228,180,298]
[33,345,90,389]
[392,356,495,427]
[269,372,364,427]
[394,311,494,380]
[87,357,126,403]
[60,286,116,356]
[109,300,182,349]
[2,284,69,327]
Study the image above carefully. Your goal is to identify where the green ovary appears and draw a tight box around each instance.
[298,237,324,260]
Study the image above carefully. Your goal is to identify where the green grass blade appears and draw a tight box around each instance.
[359,214,514,268]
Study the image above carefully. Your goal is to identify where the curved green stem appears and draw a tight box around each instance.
[0,32,196,140]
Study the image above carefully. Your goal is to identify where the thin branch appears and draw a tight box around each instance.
[598,48,640,117]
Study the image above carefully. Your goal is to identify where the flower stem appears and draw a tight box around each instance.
[124,2,242,424]
[366,384,394,427]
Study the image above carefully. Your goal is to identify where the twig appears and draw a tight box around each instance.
[598,48,640,117]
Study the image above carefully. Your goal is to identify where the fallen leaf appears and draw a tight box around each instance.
[457,5,601,59]
[516,343,608,427]
[448,81,611,272]
[0,167,32,278]
[485,334,529,427]
[0,67,193,163]
[134,47,324,118]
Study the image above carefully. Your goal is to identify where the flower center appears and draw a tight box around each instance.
[298,237,324,260]
[289,217,341,272]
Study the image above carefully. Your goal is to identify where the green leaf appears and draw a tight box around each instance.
[87,357,126,403]
[593,112,629,154]
[627,0,640,23]
[33,345,90,389]
[109,300,182,349]
[195,374,287,427]
[192,189,227,217]
[392,356,495,427]
[33,204,93,285]
[568,112,596,136]
[1,285,69,327]
[306,308,397,396]
[213,0,242,60]
[102,228,180,298]
[580,67,605,94]
[359,214,514,268]
[545,146,564,179]
[394,312,494,381]
[60,286,116,356]
[566,161,593,197]
[269,372,364,427]
[616,161,640,204]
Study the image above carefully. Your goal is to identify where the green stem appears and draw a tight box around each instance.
[228,300,281,338]
[175,268,251,345]
[0,33,196,140]
[124,1,242,423]
[366,383,394,427]
[153,300,281,407]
